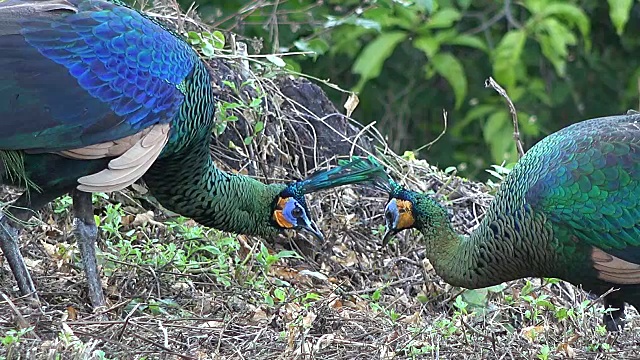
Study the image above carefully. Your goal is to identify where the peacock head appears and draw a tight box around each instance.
[372,172,449,246]
[270,156,389,243]
[382,186,419,246]
[271,190,323,242]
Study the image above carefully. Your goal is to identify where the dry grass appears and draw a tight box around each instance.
[1,1,640,359]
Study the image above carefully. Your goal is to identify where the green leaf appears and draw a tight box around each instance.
[456,0,472,9]
[324,15,381,31]
[425,8,461,29]
[535,18,576,76]
[430,52,467,109]
[483,111,517,163]
[294,38,330,57]
[266,54,286,67]
[607,0,633,36]
[538,3,590,46]
[462,288,488,307]
[486,284,507,293]
[352,31,407,91]
[451,104,496,136]
[243,136,254,145]
[187,31,201,45]
[442,34,488,52]
[254,121,265,133]
[415,0,434,13]
[249,97,262,108]
[201,43,215,58]
[492,30,526,89]
[413,35,440,58]
[211,31,226,49]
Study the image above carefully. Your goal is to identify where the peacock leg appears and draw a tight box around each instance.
[72,190,105,309]
[0,190,59,300]
[0,212,37,299]
[603,296,625,331]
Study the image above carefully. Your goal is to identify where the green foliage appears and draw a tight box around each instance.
[186,30,225,57]
[188,0,640,181]
[214,80,266,145]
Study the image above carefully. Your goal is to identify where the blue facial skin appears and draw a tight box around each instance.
[282,197,324,242]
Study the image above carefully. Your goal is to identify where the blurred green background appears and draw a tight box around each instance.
[175,0,640,181]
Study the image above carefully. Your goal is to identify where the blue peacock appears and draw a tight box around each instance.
[0,0,386,309]
[378,112,640,331]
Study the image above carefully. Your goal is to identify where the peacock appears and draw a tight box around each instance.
[378,112,640,332]
[0,0,386,310]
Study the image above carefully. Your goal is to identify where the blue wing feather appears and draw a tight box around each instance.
[0,0,197,152]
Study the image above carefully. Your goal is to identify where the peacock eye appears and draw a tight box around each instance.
[385,211,393,223]
[291,206,303,218]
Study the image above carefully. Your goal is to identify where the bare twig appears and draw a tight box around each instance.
[0,291,36,336]
[414,109,448,153]
[484,77,525,158]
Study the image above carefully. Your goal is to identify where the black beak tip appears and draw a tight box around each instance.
[303,221,325,243]
[382,228,395,246]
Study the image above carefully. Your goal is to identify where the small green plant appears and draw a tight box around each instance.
[453,295,469,315]
[522,294,555,323]
[537,344,551,360]
[186,31,225,57]
[255,243,301,270]
[485,163,513,189]
[404,341,435,357]
[214,79,267,145]
[52,194,73,214]
[1,327,33,353]
[96,203,125,240]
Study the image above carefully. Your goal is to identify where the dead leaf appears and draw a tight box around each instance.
[302,311,316,328]
[521,325,544,342]
[313,334,335,352]
[41,242,58,257]
[120,214,135,226]
[66,306,78,320]
[199,320,226,329]
[557,342,575,358]
[299,269,328,282]
[379,345,395,359]
[171,282,190,292]
[132,211,164,227]
[251,308,271,324]
[281,302,300,322]
[400,311,422,325]
[329,298,343,309]
[344,92,359,117]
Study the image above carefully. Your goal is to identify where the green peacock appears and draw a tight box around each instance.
[378,112,640,331]
[0,0,386,309]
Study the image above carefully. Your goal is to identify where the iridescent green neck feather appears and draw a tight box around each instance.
[408,191,559,288]
[144,142,286,238]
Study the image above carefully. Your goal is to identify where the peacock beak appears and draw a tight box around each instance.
[382,227,397,246]
[382,198,399,246]
[300,219,325,243]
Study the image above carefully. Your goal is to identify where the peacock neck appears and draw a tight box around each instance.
[423,205,555,289]
[143,142,286,238]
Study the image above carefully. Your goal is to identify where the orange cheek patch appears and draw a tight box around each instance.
[396,212,415,229]
[273,210,294,229]
[395,200,415,229]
